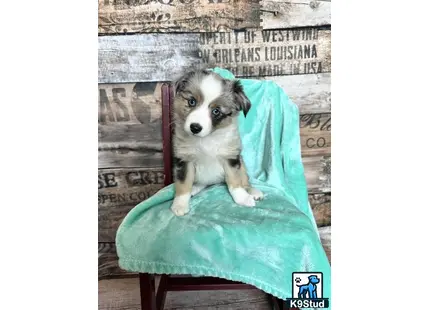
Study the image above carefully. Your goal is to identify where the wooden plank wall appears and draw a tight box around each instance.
[98,0,331,279]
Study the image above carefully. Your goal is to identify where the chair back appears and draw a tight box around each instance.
[161,83,174,186]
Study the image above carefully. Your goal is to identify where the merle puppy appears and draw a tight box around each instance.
[170,69,263,216]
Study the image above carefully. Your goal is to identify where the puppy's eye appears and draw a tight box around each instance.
[187,98,197,107]
[212,108,221,116]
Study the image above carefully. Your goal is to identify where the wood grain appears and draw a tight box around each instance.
[99,277,272,310]
[99,242,124,280]
[98,83,331,168]
[98,74,331,124]
[99,82,164,168]
[99,167,165,242]
[98,0,261,34]
[99,153,330,186]
[309,193,330,226]
[98,82,162,125]
[264,73,330,113]
[318,225,331,263]
[261,0,331,29]
[300,113,331,156]
[304,156,330,193]
[98,28,331,83]
[98,0,331,35]
[98,167,165,207]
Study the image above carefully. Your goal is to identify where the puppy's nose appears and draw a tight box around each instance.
[190,123,202,134]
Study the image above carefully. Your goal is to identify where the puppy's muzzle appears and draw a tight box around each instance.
[190,123,202,134]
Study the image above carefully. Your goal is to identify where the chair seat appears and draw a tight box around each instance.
[116,182,329,300]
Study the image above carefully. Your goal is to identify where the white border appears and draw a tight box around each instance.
[2,0,430,309]
[1,1,97,309]
[333,1,430,309]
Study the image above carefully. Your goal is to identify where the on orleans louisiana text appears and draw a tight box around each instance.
[199,28,326,77]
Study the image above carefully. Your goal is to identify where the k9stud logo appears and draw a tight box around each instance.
[285,272,329,309]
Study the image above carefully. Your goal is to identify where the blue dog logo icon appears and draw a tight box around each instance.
[287,272,329,308]
[296,275,320,299]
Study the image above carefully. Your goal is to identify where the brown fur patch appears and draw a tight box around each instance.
[173,88,204,122]
[239,158,251,190]
[223,157,249,189]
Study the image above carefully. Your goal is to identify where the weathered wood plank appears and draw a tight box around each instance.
[99,150,164,169]
[98,28,331,83]
[164,290,271,309]
[304,156,330,193]
[318,225,331,263]
[98,74,331,125]
[300,113,330,156]
[318,225,331,243]
[99,277,272,309]
[99,167,165,242]
[99,242,124,279]
[98,83,330,168]
[99,82,162,124]
[98,167,165,207]
[99,124,163,151]
[99,121,330,167]
[264,73,330,113]
[98,0,261,34]
[99,139,330,168]
[98,106,330,168]
[309,193,330,226]
[99,242,117,254]
[99,82,164,168]
[261,0,331,29]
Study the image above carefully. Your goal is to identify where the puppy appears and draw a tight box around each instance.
[170,69,263,216]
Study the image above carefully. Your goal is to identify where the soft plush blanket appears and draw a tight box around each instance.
[116,68,331,305]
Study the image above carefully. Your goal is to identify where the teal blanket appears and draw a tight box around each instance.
[116,68,331,305]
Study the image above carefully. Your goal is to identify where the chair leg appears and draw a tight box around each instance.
[156,275,169,310]
[271,296,285,310]
[139,273,156,310]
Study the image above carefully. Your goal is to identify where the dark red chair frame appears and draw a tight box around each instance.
[137,83,298,310]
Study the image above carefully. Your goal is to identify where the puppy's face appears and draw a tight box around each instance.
[173,70,251,138]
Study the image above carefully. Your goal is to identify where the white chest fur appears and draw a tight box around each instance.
[193,131,227,185]
[193,155,225,185]
[192,124,240,186]
[174,122,242,186]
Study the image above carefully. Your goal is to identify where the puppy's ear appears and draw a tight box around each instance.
[232,80,251,117]
[174,78,184,95]
[173,71,195,95]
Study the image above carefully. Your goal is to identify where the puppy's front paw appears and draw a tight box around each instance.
[248,187,264,201]
[237,194,256,207]
[171,196,190,216]
[230,188,256,207]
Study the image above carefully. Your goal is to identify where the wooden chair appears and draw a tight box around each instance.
[137,83,299,310]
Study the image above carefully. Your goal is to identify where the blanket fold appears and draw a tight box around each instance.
[115,68,331,305]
